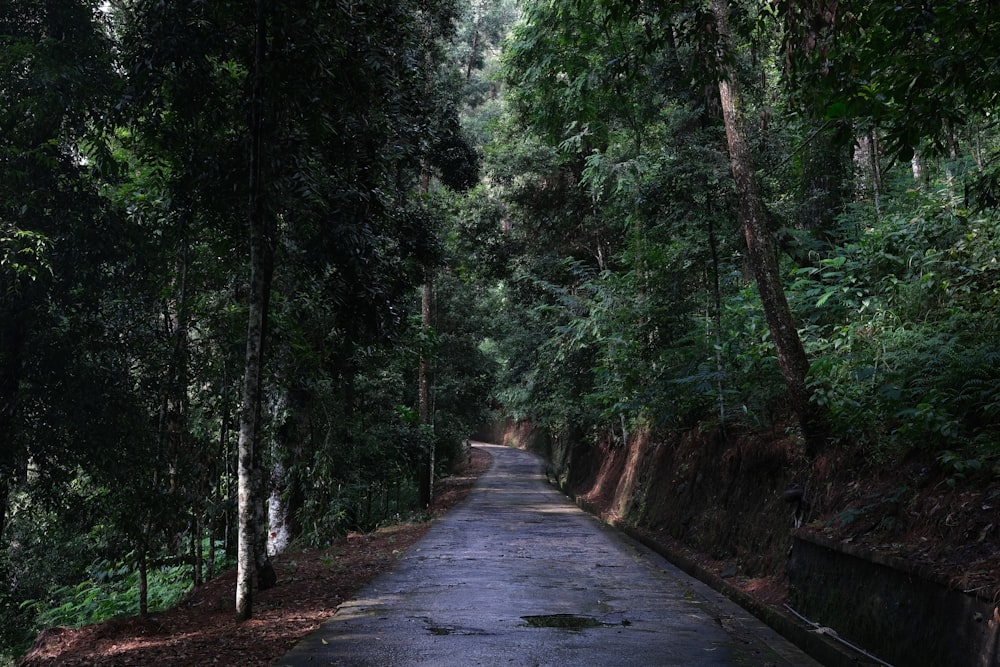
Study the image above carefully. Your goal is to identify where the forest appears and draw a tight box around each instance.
[3,0,1000,662]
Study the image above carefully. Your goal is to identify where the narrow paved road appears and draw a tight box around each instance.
[275,444,819,666]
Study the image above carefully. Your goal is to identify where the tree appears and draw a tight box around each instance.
[778,0,1000,164]
[1,0,498,648]
[230,0,473,615]
[0,0,121,545]
[499,0,828,449]
[708,0,826,453]
[0,0,198,641]
[234,0,274,621]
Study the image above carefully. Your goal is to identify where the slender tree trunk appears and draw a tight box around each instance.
[418,278,432,420]
[710,0,826,455]
[466,28,479,82]
[138,545,148,618]
[0,478,9,547]
[416,25,437,508]
[207,487,217,578]
[944,119,960,196]
[870,132,883,215]
[192,514,203,586]
[853,133,868,199]
[166,211,191,493]
[417,275,434,508]
[220,367,234,559]
[236,0,276,621]
[0,294,26,547]
[707,215,726,428]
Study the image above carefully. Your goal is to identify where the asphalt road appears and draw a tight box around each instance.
[274,443,821,666]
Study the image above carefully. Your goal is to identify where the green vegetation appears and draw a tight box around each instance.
[1,0,502,660]
[23,543,232,631]
[486,0,1000,472]
[4,0,1000,661]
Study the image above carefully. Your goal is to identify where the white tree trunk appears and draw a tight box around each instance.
[267,463,291,556]
[236,0,272,621]
[266,388,291,556]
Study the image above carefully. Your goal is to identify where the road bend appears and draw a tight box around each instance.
[275,443,820,667]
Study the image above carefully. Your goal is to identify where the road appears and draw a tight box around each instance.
[275,443,820,666]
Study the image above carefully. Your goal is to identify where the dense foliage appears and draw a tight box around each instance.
[1,0,494,658]
[4,0,1000,661]
[487,0,1000,470]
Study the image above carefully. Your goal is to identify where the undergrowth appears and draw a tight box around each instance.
[20,541,234,639]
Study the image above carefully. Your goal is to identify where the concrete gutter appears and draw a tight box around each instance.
[572,495,886,666]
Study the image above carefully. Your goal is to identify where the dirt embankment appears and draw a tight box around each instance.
[506,420,1000,618]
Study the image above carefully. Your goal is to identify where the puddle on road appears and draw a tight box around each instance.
[426,624,491,636]
[425,615,621,635]
[520,614,621,630]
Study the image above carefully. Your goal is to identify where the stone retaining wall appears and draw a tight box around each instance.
[788,531,1000,667]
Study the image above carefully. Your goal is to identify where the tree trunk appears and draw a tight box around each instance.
[207,486,217,578]
[253,460,275,590]
[220,360,236,560]
[853,132,881,207]
[0,478,9,547]
[138,546,148,618]
[163,210,191,494]
[266,384,309,555]
[416,27,437,508]
[707,215,726,428]
[417,276,434,508]
[466,28,479,82]
[236,0,276,621]
[0,293,27,547]
[911,150,923,182]
[418,279,432,420]
[192,514,202,587]
[710,0,826,455]
[266,460,289,556]
[266,388,290,557]
[853,134,869,198]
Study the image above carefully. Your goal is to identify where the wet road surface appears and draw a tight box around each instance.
[275,443,820,666]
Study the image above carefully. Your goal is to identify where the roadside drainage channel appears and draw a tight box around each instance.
[561,495,886,666]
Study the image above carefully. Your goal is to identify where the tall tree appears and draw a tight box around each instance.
[708,0,826,453]
[501,0,828,449]
[235,0,275,622]
[0,0,121,541]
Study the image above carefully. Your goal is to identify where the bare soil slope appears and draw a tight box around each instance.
[566,425,1000,617]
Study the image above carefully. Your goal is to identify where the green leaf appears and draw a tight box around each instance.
[816,288,838,307]
[824,101,848,119]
